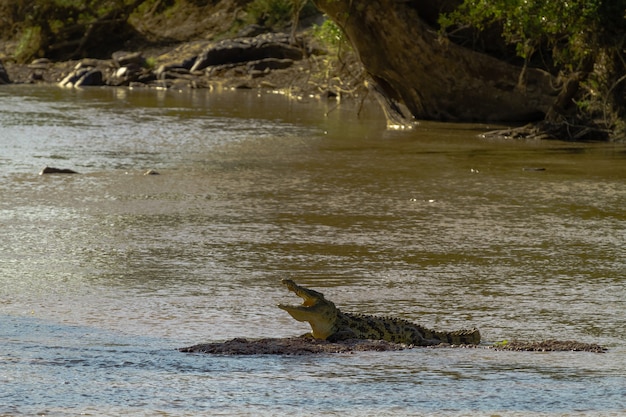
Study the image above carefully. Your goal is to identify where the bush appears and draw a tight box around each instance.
[438,0,616,65]
[5,0,142,62]
[245,0,317,30]
[312,18,344,50]
[246,0,293,28]
[439,0,626,140]
[15,25,43,62]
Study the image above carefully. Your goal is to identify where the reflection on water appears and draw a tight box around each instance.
[1,85,625,416]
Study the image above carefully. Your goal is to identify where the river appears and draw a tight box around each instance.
[1,85,625,416]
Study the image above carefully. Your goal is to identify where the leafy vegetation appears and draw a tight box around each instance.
[15,25,42,62]
[308,17,363,100]
[245,0,293,28]
[439,0,626,140]
[244,0,317,30]
[440,0,626,74]
[5,0,143,62]
[3,0,323,62]
[312,17,344,50]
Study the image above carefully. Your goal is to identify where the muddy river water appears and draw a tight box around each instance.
[1,85,625,416]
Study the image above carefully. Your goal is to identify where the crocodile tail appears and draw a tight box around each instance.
[436,328,481,345]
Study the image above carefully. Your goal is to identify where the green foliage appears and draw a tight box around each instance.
[246,0,295,28]
[134,0,191,20]
[245,0,317,30]
[439,0,624,67]
[15,25,43,63]
[440,0,626,138]
[144,56,157,69]
[312,18,345,50]
[7,0,142,62]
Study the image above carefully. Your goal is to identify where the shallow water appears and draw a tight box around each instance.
[1,85,625,416]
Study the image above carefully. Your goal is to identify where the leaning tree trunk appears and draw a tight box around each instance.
[312,0,561,127]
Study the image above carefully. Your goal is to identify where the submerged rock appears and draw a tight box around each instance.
[39,166,79,175]
[491,339,606,353]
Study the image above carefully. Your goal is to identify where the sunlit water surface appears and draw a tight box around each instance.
[1,85,625,416]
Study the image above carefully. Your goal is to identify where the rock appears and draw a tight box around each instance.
[154,65,204,87]
[128,81,149,88]
[156,66,192,79]
[180,337,409,355]
[190,32,303,73]
[492,339,606,353]
[108,64,152,86]
[168,78,199,90]
[39,166,79,175]
[180,337,608,355]
[74,69,103,87]
[28,58,52,70]
[59,68,89,87]
[106,51,151,86]
[114,66,130,78]
[24,58,52,83]
[58,61,105,87]
[4,26,350,98]
[236,24,270,38]
[246,58,294,72]
[111,51,145,67]
[0,59,10,84]
[28,71,44,82]
[154,41,211,71]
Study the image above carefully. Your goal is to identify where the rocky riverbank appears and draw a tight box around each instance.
[0,27,364,101]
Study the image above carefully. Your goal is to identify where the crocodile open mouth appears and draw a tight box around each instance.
[277,279,339,340]
[277,279,320,310]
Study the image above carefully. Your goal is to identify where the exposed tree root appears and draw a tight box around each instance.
[482,120,611,141]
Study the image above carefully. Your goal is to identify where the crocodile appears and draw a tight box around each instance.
[278,279,480,346]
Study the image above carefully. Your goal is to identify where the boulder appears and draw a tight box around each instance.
[111,51,145,68]
[39,166,79,175]
[108,65,154,86]
[58,61,106,87]
[74,69,103,87]
[59,67,90,87]
[246,58,294,72]
[236,24,270,38]
[190,32,303,73]
[28,58,52,70]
